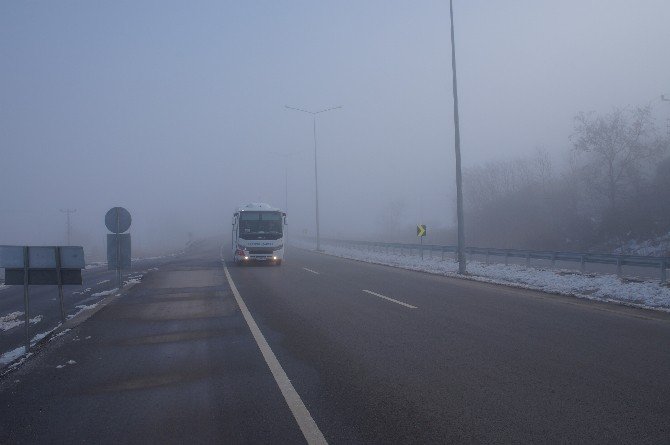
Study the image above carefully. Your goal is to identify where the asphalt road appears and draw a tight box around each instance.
[0,257,174,359]
[1,241,669,444]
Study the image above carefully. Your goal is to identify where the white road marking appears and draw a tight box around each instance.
[222,261,327,445]
[302,268,320,275]
[362,290,417,309]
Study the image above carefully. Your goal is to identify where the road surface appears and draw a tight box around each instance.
[1,241,669,443]
[1,257,175,359]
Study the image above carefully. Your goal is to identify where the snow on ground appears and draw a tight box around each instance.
[90,288,118,298]
[1,313,42,331]
[0,346,29,367]
[0,284,9,292]
[30,330,53,345]
[75,303,99,311]
[0,312,24,331]
[49,329,71,342]
[294,241,670,311]
[613,232,670,256]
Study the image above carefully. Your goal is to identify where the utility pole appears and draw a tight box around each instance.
[60,208,76,245]
[449,0,466,274]
[285,105,342,251]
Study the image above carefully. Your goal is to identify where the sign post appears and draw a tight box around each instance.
[1,245,85,352]
[417,224,427,260]
[55,246,65,323]
[105,207,132,289]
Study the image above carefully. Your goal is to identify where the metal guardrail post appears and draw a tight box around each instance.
[505,251,509,266]
[580,255,586,273]
[526,253,530,267]
[551,252,556,267]
[486,249,490,265]
[441,247,445,261]
[616,258,622,277]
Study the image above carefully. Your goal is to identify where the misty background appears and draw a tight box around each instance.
[1,1,669,260]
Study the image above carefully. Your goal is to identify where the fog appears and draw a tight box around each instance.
[2,1,669,259]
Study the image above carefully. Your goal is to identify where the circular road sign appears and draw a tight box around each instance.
[105,207,132,233]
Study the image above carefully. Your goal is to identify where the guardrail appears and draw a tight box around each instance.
[319,238,669,283]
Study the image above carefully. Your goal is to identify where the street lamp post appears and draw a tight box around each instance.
[285,105,341,251]
[449,0,466,274]
[270,150,303,213]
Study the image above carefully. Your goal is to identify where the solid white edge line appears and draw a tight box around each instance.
[302,267,320,275]
[222,260,328,445]
[362,290,417,309]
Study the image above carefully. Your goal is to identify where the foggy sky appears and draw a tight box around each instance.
[2,0,669,257]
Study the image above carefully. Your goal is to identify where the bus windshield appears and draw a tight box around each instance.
[239,211,283,240]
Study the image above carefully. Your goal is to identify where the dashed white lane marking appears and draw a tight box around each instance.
[222,261,327,445]
[302,268,320,275]
[362,290,417,309]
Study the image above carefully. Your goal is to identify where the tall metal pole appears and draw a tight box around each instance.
[269,150,303,213]
[116,209,122,289]
[313,115,321,251]
[60,208,76,245]
[662,94,670,138]
[450,0,466,274]
[23,246,30,352]
[285,105,341,252]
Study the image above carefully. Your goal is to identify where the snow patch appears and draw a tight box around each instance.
[0,346,27,366]
[31,330,51,344]
[49,329,71,342]
[75,303,99,311]
[90,289,118,298]
[613,232,670,256]
[0,312,24,331]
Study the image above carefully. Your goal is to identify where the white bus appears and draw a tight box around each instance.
[232,203,286,265]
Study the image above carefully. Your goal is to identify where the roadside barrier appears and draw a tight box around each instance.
[313,238,669,284]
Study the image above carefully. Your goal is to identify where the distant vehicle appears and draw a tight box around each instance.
[232,203,286,265]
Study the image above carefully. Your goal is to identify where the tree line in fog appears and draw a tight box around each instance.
[463,105,669,253]
[374,104,670,255]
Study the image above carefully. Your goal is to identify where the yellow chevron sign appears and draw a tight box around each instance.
[417,224,426,237]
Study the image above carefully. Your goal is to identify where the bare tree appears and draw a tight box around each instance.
[571,106,665,213]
